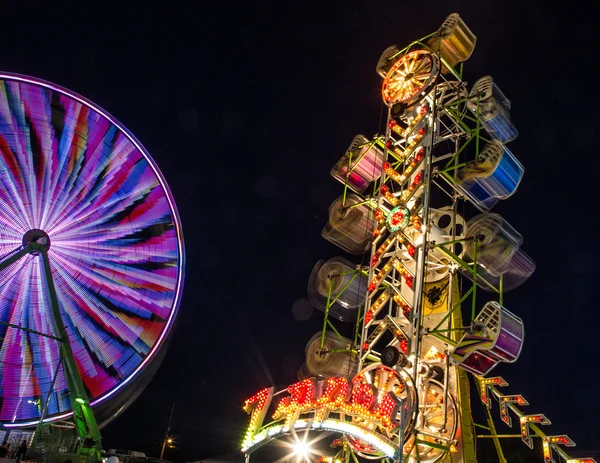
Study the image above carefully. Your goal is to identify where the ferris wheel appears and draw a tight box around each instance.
[0,73,184,455]
[240,13,595,463]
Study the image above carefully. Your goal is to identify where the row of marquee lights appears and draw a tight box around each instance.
[478,377,596,463]
[242,372,409,457]
[241,374,598,463]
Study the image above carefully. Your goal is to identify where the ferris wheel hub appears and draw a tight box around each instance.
[22,229,51,254]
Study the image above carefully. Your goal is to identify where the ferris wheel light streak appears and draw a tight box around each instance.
[0,73,185,427]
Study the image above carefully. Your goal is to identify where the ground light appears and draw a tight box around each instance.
[270,430,334,463]
[160,437,175,460]
[292,441,310,461]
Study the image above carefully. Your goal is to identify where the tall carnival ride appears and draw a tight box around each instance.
[240,14,596,463]
[0,74,185,461]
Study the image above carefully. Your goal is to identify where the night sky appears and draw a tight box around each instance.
[3,1,600,461]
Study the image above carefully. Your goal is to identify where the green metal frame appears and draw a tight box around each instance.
[318,268,368,360]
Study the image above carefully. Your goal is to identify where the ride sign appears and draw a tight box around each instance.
[241,367,408,458]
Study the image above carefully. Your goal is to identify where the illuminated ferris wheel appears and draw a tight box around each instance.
[0,74,185,459]
[240,13,595,463]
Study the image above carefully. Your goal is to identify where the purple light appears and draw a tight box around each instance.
[0,73,185,426]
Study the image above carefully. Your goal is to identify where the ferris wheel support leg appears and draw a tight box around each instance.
[40,249,103,461]
[0,244,66,338]
[0,243,35,272]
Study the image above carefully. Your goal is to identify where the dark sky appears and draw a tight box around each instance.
[4,1,600,461]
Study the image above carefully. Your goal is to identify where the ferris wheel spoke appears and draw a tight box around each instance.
[402,85,416,100]
[415,58,432,72]
[413,57,431,73]
[44,153,91,229]
[0,265,24,302]
[59,248,173,315]
[43,133,137,230]
[405,56,417,73]
[52,250,170,322]
[0,169,34,229]
[54,213,173,257]
[50,185,168,242]
[41,105,86,228]
[412,73,431,83]
[44,163,124,232]
[387,80,404,93]
[54,284,155,367]
[52,237,178,268]
[408,81,420,95]
[410,79,423,90]
[0,182,27,223]
[7,86,52,227]
[52,233,177,275]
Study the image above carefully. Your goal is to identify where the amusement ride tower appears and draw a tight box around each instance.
[240,13,596,463]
